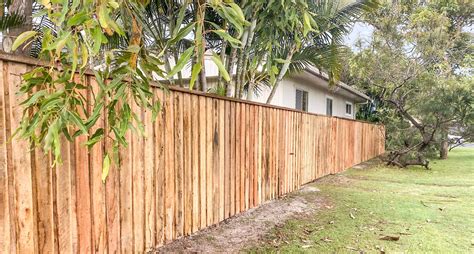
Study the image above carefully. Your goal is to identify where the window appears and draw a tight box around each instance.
[295,89,308,112]
[345,102,353,116]
[326,97,333,116]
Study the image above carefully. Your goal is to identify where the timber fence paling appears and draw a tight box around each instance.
[0,56,385,253]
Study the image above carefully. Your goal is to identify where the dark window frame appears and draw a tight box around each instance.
[295,89,309,112]
[326,97,333,116]
[345,102,353,115]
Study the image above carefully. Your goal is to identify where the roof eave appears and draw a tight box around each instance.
[304,66,371,103]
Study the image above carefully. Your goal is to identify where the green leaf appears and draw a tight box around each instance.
[211,30,241,48]
[303,12,314,37]
[218,6,244,37]
[274,58,290,64]
[20,90,48,107]
[172,2,190,36]
[85,128,104,148]
[189,63,202,90]
[108,0,120,9]
[12,31,37,51]
[167,46,194,78]
[55,32,72,58]
[102,154,110,183]
[211,52,230,82]
[67,111,88,136]
[169,22,195,45]
[98,3,110,29]
[67,11,88,27]
[228,3,246,22]
[81,44,89,69]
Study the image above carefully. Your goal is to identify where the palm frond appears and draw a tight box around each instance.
[243,74,272,98]
[290,43,349,85]
[286,0,379,85]
[0,12,25,31]
[310,0,380,45]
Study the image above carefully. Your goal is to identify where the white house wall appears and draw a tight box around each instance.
[252,76,356,119]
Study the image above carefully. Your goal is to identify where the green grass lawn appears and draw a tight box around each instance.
[249,148,474,253]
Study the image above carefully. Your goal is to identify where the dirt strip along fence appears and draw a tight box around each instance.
[0,55,385,253]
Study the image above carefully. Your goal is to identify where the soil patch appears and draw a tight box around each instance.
[154,186,329,253]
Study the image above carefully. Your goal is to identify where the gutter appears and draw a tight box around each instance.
[304,66,371,102]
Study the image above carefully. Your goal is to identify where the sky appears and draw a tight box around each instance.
[344,22,375,50]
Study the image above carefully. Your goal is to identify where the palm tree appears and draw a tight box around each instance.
[264,0,379,103]
[0,1,25,32]
[3,0,32,55]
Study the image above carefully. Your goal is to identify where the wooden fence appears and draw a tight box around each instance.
[0,55,385,253]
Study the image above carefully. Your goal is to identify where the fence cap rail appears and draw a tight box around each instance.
[0,51,383,126]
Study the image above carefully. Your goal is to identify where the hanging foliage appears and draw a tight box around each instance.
[12,0,247,181]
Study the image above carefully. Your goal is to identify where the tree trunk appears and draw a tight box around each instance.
[195,0,207,92]
[440,140,448,160]
[8,0,33,56]
[198,55,207,92]
[266,44,297,103]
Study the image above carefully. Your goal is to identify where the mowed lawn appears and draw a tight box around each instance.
[249,148,474,253]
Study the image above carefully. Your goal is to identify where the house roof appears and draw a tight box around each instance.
[159,53,371,103]
[303,66,371,103]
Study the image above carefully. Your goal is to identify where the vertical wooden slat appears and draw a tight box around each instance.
[206,98,213,226]
[224,101,231,219]
[174,92,184,238]
[218,100,225,221]
[273,109,278,198]
[119,129,133,252]
[0,59,12,254]
[0,60,12,254]
[132,102,145,252]
[229,102,236,216]
[248,105,254,208]
[32,80,56,252]
[164,91,175,242]
[55,137,77,253]
[256,106,262,205]
[72,79,92,254]
[235,102,241,214]
[34,150,55,253]
[261,108,267,201]
[105,124,121,253]
[88,77,107,254]
[212,99,219,224]
[240,104,249,211]
[183,93,192,235]
[198,96,207,228]
[191,95,200,232]
[5,62,37,253]
[98,79,120,254]
[154,89,165,246]
[144,95,156,250]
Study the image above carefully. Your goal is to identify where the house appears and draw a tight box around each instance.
[250,66,371,119]
[165,56,371,120]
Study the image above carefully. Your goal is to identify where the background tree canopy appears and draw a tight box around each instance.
[348,0,473,168]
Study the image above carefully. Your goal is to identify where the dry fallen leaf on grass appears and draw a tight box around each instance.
[346,246,359,251]
[302,245,313,249]
[321,237,333,242]
[350,212,356,219]
[379,235,400,241]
